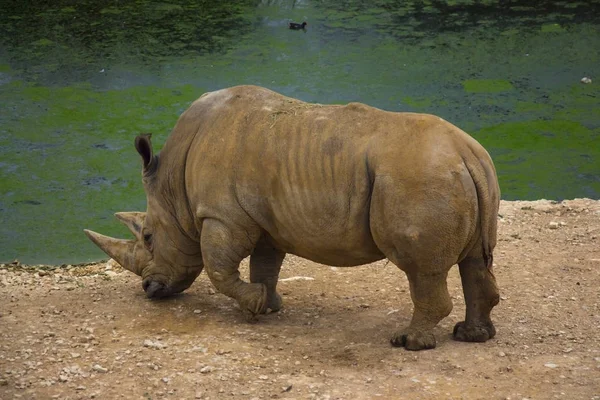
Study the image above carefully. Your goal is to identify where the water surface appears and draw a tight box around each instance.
[1,0,599,263]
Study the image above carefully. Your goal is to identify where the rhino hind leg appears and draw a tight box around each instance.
[390,268,453,351]
[453,253,499,342]
[200,219,268,319]
[250,238,285,313]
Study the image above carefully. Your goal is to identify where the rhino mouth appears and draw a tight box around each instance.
[142,278,174,299]
[142,274,197,299]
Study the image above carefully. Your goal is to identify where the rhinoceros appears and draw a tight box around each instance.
[85,85,501,350]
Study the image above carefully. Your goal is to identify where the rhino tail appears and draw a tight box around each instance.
[462,150,500,271]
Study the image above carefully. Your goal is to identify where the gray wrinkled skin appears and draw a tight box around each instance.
[85,85,501,350]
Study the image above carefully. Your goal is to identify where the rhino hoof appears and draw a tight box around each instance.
[390,330,436,351]
[240,283,268,318]
[453,321,496,342]
[263,292,282,314]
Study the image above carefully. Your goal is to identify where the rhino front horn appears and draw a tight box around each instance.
[84,229,142,276]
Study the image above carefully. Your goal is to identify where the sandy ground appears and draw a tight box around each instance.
[1,199,599,400]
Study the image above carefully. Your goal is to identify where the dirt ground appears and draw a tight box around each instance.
[1,199,599,400]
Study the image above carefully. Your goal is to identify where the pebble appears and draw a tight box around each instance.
[548,222,560,229]
[92,364,108,373]
[199,366,212,373]
[544,363,558,368]
[143,339,167,350]
[193,309,202,314]
[581,77,592,84]
[498,352,506,357]
[282,384,293,392]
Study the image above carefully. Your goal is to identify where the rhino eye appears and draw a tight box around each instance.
[143,233,153,248]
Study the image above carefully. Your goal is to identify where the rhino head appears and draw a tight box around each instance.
[84,134,204,298]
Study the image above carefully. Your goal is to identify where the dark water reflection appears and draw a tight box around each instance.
[1,0,599,263]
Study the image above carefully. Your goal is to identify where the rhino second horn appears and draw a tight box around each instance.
[83,229,142,276]
[115,212,146,241]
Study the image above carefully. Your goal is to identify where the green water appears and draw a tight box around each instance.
[1,0,599,264]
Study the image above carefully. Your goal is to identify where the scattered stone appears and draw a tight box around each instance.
[258,375,268,380]
[280,276,315,282]
[92,364,108,373]
[143,340,167,350]
[581,77,592,84]
[199,366,212,374]
[548,222,560,229]
[498,352,506,357]
[282,384,293,392]
[544,363,558,368]
[193,309,202,314]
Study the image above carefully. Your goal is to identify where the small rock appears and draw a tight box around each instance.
[199,366,212,373]
[544,363,558,368]
[76,386,86,391]
[162,377,169,383]
[143,339,166,350]
[498,351,506,357]
[282,384,293,392]
[193,309,202,314]
[581,77,592,84]
[548,222,560,229]
[92,364,108,373]
[258,375,268,380]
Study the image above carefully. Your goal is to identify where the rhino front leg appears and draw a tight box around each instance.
[391,269,453,351]
[201,219,267,318]
[453,254,499,342]
[250,238,285,313]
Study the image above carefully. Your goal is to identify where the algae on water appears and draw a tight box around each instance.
[1,0,599,263]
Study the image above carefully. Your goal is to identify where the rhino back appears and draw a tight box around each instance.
[164,86,490,266]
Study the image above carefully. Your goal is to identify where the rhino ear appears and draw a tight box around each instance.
[115,212,146,242]
[135,134,157,174]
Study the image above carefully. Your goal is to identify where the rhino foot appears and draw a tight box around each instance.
[238,283,268,321]
[390,329,436,351]
[453,321,496,342]
[263,292,282,314]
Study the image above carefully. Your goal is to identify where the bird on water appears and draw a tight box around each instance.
[289,21,307,30]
